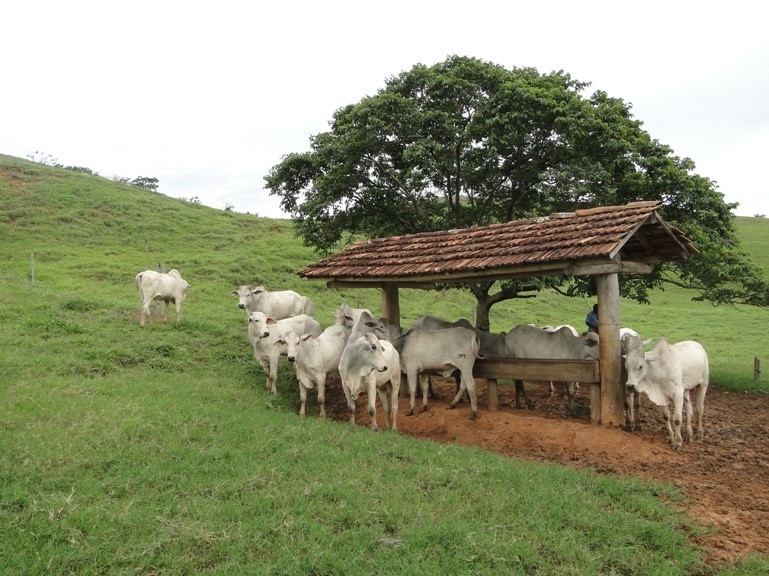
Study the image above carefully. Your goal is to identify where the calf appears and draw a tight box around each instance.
[400,327,481,419]
[278,324,351,417]
[247,311,321,394]
[135,268,190,327]
[338,332,401,430]
[624,338,709,450]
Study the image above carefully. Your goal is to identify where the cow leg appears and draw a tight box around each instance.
[459,371,477,419]
[683,389,694,442]
[367,378,379,430]
[514,379,534,409]
[692,384,706,440]
[267,351,281,394]
[389,374,400,430]
[624,389,636,431]
[140,302,150,327]
[341,382,356,425]
[406,369,418,416]
[174,297,183,322]
[671,392,684,450]
[452,370,463,403]
[297,378,308,417]
[317,375,326,418]
[656,403,675,446]
[376,386,390,431]
[419,373,430,413]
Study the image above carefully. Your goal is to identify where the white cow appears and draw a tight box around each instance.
[400,327,481,419]
[338,332,401,430]
[135,269,190,327]
[278,324,351,417]
[232,285,315,319]
[542,324,580,403]
[247,311,321,394]
[620,327,648,431]
[335,302,373,328]
[624,338,709,450]
[410,315,474,331]
[505,324,600,412]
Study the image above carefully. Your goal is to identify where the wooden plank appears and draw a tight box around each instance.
[473,358,600,383]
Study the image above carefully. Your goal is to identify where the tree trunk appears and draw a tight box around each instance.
[474,298,492,331]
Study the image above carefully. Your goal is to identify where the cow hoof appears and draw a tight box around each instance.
[419,406,428,413]
[468,411,477,420]
[448,403,456,410]
[406,409,414,416]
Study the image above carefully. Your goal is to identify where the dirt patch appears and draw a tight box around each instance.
[324,379,769,566]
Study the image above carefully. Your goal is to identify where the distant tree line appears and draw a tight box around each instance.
[26,151,159,191]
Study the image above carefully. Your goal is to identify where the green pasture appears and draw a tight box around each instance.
[1,154,768,574]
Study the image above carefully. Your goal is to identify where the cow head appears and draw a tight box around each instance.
[232,285,253,310]
[247,311,271,338]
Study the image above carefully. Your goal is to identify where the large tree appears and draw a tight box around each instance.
[266,55,768,329]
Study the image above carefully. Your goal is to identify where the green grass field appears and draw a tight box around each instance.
[1,153,768,575]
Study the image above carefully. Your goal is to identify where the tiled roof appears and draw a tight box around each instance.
[299,201,698,285]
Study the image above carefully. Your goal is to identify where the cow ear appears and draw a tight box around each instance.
[300,333,312,342]
[266,317,277,325]
[642,338,652,347]
[646,352,662,363]
[230,290,238,296]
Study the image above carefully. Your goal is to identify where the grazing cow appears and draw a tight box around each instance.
[338,332,401,430]
[400,327,481,419]
[505,324,600,412]
[278,324,351,417]
[135,269,190,327]
[247,311,321,394]
[624,338,709,450]
[232,285,315,319]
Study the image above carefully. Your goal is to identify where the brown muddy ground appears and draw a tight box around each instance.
[323,379,769,566]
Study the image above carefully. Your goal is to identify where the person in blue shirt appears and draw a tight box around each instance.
[585,304,599,333]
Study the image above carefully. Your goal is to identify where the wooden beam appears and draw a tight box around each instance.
[568,261,653,276]
[326,280,435,290]
[474,358,600,383]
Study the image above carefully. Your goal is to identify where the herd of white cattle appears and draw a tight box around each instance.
[135,269,710,451]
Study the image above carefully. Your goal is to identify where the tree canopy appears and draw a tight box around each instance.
[265,55,768,328]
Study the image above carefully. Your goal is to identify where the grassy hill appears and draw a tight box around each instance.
[1,153,767,574]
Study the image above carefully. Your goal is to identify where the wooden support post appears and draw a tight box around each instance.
[596,273,624,426]
[380,284,400,329]
[487,378,498,411]
[755,357,761,380]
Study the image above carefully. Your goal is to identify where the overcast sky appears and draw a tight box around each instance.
[3,1,767,218]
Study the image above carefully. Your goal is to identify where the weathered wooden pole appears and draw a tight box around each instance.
[596,273,624,426]
[380,284,400,329]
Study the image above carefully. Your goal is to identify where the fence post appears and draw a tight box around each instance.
[30,251,35,285]
[755,357,761,380]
